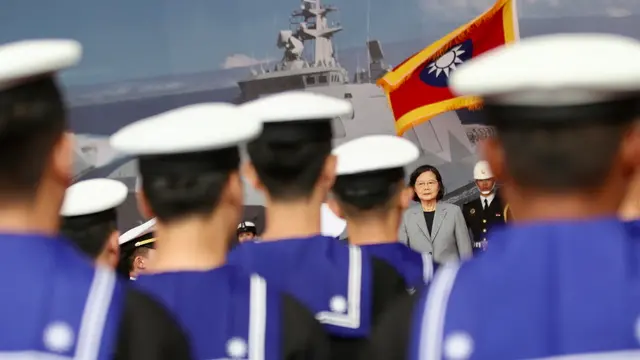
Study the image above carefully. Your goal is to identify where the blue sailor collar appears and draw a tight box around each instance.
[228,235,373,337]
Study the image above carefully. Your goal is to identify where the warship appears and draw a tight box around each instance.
[235,0,480,205]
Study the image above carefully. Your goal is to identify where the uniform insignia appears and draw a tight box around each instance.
[444,331,474,359]
[470,208,475,215]
[329,295,348,313]
[43,322,75,353]
[226,337,248,358]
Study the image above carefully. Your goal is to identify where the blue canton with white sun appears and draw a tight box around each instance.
[420,39,474,88]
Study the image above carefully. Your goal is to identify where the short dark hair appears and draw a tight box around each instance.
[0,77,67,198]
[60,214,117,259]
[116,233,154,277]
[332,168,405,218]
[498,123,629,190]
[247,122,333,201]
[409,165,445,202]
[129,246,151,267]
[139,148,238,223]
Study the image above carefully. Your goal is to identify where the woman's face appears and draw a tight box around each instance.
[414,171,440,202]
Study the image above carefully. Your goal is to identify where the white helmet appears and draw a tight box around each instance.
[473,161,494,180]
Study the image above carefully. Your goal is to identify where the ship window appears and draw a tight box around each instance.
[307,76,315,85]
[319,75,328,83]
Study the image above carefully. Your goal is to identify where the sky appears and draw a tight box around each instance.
[1,0,638,86]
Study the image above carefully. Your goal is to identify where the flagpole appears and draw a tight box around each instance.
[512,0,520,40]
[366,0,371,80]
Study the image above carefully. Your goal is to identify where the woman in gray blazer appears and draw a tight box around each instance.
[399,165,472,263]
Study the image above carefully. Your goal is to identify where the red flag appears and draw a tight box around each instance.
[377,0,519,135]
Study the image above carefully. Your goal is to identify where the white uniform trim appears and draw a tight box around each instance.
[419,261,461,360]
[315,245,362,328]
[421,253,435,283]
[75,266,117,359]
[0,353,72,360]
[248,274,267,360]
[526,351,640,359]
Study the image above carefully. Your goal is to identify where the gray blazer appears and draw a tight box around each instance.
[399,202,473,263]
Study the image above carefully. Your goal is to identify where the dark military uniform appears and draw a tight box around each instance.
[462,192,507,253]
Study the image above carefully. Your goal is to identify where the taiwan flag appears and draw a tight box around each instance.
[377,0,519,135]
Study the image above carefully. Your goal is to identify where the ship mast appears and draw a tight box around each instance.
[365,0,372,80]
[294,0,343,67]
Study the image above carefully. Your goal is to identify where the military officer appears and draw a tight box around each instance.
[462,160,508,253]
[111,102,330,360]
[237,221,257,242]
[365,33,640,359]
[117,218,156,280]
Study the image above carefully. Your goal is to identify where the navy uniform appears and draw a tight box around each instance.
[462,161,508,254]
[117,219,156,280]
[0,40,190,359]
[110,103,330,360]
[332,135,436,289]
[365,33,640,360]
[229,92,407,360]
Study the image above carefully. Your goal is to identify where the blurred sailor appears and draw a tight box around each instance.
[60,178,128,268]
[111,103,330,360]
[117,218,156,280]
[0,39,190,359]
[462,160,508,253]
[229,91,407,359]
[329,135,436,289]
[366,33,640,360]
[237,221,257,242]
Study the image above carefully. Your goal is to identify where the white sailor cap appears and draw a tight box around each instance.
[110,103,263,155]
[450,33,640,107]
[237,221,257,234]
[238,221,256,229]
[60,179,128,217]
[0,39,82,91]
[333,135,420,176]
[119,218,156,246]
[240,91,352,123]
